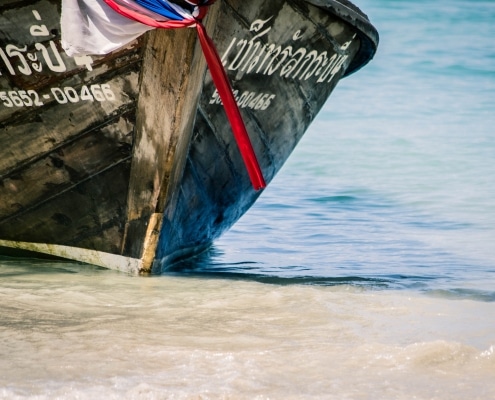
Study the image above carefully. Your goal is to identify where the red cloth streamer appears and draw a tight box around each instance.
[103,0,266,190]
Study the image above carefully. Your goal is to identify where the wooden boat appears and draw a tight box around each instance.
[0,0,378,274]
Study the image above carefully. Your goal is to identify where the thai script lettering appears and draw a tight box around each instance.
[220,17,356,85]
[0,10,94,77]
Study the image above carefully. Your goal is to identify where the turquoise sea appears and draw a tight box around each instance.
[203,0,495,297]
[1,0,494,398]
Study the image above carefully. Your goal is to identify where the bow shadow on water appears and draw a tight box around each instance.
[162,245,495,302]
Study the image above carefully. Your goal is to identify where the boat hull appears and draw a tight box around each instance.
[0,0,377,273]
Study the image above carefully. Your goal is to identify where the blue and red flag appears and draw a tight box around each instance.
[103,0,266,190]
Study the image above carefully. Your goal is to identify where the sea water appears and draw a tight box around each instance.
[1,0,494,398]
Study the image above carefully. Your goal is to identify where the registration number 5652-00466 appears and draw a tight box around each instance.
[0,84,116,108]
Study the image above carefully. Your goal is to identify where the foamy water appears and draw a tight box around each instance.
[1,262,494,399]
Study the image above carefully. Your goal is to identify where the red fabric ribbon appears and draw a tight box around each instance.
[103,0,266,190]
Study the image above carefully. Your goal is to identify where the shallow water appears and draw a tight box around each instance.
[1,262,494,399]
[1,0,495,398]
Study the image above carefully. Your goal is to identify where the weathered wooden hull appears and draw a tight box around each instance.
[0,0,377,273]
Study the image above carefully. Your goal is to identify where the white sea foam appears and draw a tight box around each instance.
[1,266,494,399]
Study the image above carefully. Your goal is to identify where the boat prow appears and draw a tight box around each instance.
[0,0,378,273]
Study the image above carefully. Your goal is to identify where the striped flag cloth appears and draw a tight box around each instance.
[62,0,266,190]
[104,0,266,190]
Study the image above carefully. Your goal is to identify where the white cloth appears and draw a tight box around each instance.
[61,0,154,57]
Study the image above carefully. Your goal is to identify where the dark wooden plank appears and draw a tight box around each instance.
[0,69,140,176]
[1,0,143,176]
[0,161,131,254]
[0,111,134,222]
